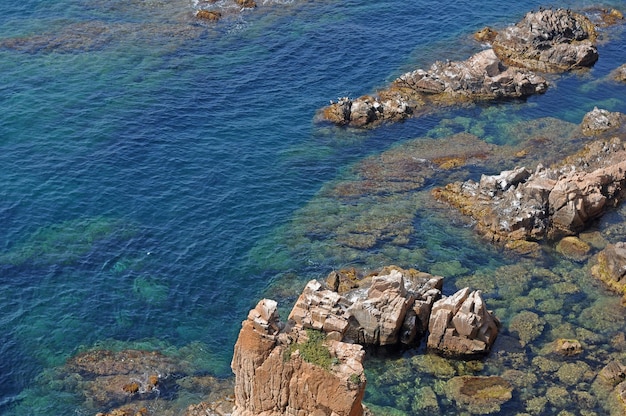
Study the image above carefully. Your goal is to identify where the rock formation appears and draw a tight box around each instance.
[318,8,609,128]
[231,266,500,416]
[581,107,624,136]
[491,9,598,72]
[320,49,547,128]
[433,110,626,244]
[427,288,500,356]
[231,299,367,416]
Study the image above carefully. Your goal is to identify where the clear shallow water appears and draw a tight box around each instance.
[1,0,626,414]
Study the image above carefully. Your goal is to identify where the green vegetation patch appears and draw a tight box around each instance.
[284,329,333,371]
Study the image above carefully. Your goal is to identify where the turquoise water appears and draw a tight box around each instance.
[1,0,626,414]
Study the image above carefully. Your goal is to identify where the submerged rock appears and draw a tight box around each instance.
[591,242,626,303]
[491,9,598,72]
[615,63,626,82]
[445,375,513,414]
[556,236,591,262]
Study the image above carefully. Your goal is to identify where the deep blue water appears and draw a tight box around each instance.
[1,0,626,414]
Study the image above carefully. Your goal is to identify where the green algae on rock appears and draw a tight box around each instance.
[445,375,513,414]
[509,310,545,347]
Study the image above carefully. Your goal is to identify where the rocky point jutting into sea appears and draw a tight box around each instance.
[319,7,620,129]
[6,4,626,416]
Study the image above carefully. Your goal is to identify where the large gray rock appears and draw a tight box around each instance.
[492,9,598,72]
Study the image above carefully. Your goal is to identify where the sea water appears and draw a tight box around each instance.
[1,0,626,414]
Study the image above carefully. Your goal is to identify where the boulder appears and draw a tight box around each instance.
[427,288,500,356]
[320,49,547,128]
[196,10,222,21]
[492,9,598,72]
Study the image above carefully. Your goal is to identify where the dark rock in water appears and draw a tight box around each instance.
[492,9,598,72]
[196,10,222,21]
[552,338,584,356]
[591,242,626,303]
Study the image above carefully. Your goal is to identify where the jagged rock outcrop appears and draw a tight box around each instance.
[344,268,443,345]
[290,266,444,347]
[433,111,626,243]
[491,8,598,72]
[427,288,500,356]
[289,280,352,338]
[591,242,626,303]
[231,267,500,416]
[320,49,547,128]
[231,299,366,416]
[319,8,606,128]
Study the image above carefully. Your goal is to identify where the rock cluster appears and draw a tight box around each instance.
[319,8,605,128]
[491,8,598,72]
[433,110,626,244]
[231,266,499,416]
